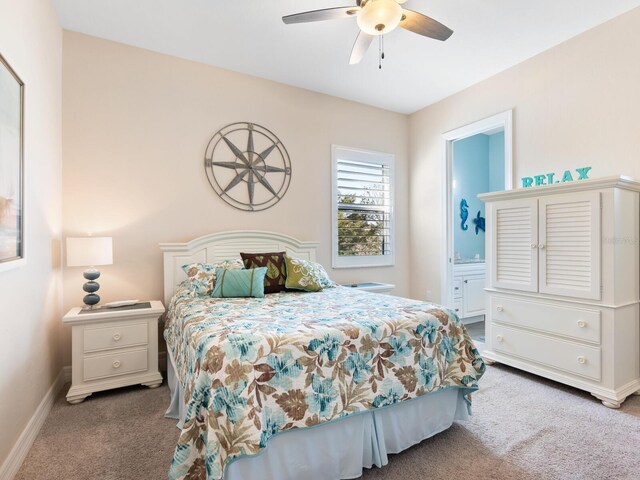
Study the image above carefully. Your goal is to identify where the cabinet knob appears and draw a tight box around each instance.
[539,244,546,249]
[496,335,504,343]
[113,333,122,341]
[454,286,459,291]
[454,308,460,312]
[496,305,504,312]
[577,320,586,328]
[112,360,121,369]
[464,280,468,284]
[577,356,586,365]
[531,244,537,248]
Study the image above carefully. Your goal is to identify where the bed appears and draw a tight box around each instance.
[160,231,485,480]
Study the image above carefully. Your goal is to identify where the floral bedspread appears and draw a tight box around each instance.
[165,287,485,480]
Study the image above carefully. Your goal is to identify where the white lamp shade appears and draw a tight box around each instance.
[66,237,113,267]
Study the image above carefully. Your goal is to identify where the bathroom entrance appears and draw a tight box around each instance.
[441,111,513,350]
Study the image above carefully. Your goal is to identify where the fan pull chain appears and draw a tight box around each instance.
[378,35,385,70]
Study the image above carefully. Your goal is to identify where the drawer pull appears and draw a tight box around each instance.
[112,360,121,369]
[454,287,459,291]
[577,356,586,365]
[496,335,504,343]
[577,320,586,328]
[113,333,122,341]
[496,305,504,312]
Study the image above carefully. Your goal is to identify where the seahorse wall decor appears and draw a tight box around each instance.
[473,210,485,234]
[460,199,469,231]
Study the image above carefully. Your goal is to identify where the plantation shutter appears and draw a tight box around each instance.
[332,146,394,268]
[336,158,391,256]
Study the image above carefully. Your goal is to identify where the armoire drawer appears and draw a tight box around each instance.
[491,324,601,381]
[490,296,601,343]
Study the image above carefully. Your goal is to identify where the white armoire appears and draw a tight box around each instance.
[479,176,640,408]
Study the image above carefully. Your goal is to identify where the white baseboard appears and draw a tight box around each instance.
[62,365,71,383]
[0,367,69,480]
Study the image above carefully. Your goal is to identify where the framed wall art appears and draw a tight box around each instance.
[0,53,24,269]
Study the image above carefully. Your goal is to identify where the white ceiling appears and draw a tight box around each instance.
[52,0,640,114]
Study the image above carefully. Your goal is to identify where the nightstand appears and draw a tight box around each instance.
[63,300,165,404]
[342,282,395,294]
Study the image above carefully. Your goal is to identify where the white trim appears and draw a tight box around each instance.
[479,175,640,201]
[331,145,396,269]
[440,110,513,306]
[0,258,26,273]
[63,365,72,383]
[0,368,68,480]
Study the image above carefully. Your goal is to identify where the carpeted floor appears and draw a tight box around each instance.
[15,364,640,480]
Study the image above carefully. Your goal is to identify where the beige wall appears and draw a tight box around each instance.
[61,32,410,364]
[409,7,640,302]
[0,0,62,470]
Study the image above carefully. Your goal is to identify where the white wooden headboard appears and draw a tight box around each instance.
[159,230,320,304]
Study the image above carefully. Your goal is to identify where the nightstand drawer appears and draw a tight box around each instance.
[84,322,148,352]
[83,348,148,381]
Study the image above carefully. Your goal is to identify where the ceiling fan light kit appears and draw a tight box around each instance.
[357,0,403,35]
[282,0,453,66]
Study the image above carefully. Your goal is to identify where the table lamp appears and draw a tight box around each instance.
[66,236,113,309]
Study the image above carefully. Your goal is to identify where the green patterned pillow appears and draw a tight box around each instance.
[240,252,287,294]
[181,259,243,296]
[212,267,267,298]
[284,256,328,292]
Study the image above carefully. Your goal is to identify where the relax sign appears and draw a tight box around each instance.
[521,167,592,188]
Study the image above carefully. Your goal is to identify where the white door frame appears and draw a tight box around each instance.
[440,110,513,307]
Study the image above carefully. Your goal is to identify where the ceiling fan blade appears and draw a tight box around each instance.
[349,31,374,65]
[283,6,360,25]
[399,9,453,41]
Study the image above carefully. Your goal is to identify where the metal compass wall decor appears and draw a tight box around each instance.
[204,122,292,211]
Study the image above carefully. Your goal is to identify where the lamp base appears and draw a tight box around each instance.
[82,268,101,308]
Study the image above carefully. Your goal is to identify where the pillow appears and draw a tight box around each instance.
[284,256,329,292]
[240,252,287,294]
[181,259,243,296]
[212,267,267,298]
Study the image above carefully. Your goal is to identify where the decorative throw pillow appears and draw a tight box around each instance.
[181,259,244,296]
[240,252,287,294]
[284,256,328,292]
[211,267,267,298]
[314,262,335,288]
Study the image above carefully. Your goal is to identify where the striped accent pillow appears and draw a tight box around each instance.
[211,267,267,298]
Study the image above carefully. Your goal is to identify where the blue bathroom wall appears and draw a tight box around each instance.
[453,135,489,260]
[453,132,505,261]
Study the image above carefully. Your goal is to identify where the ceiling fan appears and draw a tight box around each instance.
[282,0,453,65]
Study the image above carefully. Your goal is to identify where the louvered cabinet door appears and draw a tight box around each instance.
[491,198,539,292]
[538,191,601,300]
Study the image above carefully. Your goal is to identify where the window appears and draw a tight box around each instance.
[332,145,394,268]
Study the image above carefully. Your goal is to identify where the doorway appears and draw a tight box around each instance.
[441,111,513,349]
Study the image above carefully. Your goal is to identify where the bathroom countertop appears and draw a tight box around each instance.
[454,259,486,265]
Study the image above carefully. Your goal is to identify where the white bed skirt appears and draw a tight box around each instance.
[166,352,469,480]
